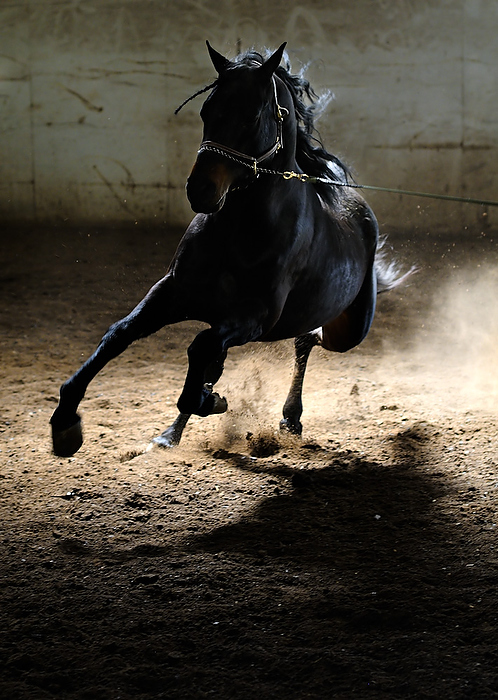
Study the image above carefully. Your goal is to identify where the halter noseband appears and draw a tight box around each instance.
[197,77,289,175]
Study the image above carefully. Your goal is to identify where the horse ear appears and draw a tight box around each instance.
[259,42,287,81]
[206,41,232,74]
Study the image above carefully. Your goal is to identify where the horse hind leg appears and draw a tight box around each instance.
[321,263,377,353]
[279,265,377,441]
[151,412,191,449]
[280,332,320,435]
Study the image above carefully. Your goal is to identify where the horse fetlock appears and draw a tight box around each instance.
[58,379,84,414]
[151,413,191,449]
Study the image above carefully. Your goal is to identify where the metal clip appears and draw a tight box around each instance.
[283,171,311,182]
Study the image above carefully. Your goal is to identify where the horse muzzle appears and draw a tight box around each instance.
[186,160,232,214]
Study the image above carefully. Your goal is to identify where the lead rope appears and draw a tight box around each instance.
[205,149,498,208]
[292,172,498,208]
[259,165,498,208]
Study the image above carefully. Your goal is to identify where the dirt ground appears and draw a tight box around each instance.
[1,219,498,699]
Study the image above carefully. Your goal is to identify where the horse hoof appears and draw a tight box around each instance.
[177,391,228,417]
[210,393,228,414]
[279,418,302,436]
[52,418,83,457]
[195,391,228,416]
[151,433,180,449]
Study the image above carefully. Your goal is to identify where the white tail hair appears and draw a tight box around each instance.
[375,238,418,293]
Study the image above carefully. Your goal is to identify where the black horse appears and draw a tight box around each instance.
[51,42,408,457]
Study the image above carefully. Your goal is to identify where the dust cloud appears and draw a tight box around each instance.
[394,262,498,413]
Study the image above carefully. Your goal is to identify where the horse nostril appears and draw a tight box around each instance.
[186,162,232,212]
[187,176,216,201]
[186,174,226,214]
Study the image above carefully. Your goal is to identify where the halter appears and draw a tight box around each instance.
[197,77,289,176]
[192,73,498,208]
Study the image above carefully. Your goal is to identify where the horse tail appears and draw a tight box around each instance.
[374,238,417,294]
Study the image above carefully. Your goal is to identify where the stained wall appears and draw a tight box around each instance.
[1,1,496,231]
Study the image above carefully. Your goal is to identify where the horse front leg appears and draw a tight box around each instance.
[280,331,320,435]
[177,329,229,417]
[152,350,227,448]
[50,275,181,457]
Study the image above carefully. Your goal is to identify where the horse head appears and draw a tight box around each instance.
[186,42,291,214]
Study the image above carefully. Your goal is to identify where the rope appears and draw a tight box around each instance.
[264,168,498,208]
[197,145,498,208]
[320,180,498,208]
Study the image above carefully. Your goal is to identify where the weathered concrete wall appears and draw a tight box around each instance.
[1,0,497,231]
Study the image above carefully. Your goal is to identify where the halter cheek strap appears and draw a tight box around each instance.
[197,77,289,175]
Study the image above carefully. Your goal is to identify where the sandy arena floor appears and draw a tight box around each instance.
[1,222,498,698]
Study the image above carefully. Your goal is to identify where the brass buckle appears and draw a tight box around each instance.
[283,171,311,182]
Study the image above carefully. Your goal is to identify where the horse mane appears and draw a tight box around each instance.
[232,49,353,200]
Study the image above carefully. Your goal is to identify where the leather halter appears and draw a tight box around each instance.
[197,77,289,175]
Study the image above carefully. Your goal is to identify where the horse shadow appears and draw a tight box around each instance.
[185,423,462,634]
[191,423,445,557]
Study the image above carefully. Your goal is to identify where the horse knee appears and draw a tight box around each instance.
[186,329,226,383]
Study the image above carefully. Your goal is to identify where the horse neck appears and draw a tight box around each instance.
[222,157,307,235]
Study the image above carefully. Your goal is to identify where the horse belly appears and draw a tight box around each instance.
[263,264,365,342]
